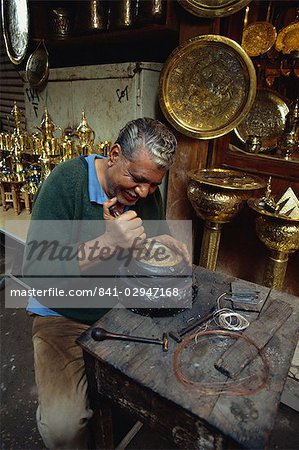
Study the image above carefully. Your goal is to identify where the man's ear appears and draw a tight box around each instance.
[108,144,122,167]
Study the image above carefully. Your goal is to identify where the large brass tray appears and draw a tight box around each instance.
[1,0,29,64]
[178,0,251,18]
[234,88,289,151]
[159,35,256,139]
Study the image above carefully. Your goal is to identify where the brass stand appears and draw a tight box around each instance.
[200,222,222,270]
[187,169,265,271]
[249,199,299,290]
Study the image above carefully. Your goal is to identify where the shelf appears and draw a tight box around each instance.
[28,0,180,68]
[221,144,299,182]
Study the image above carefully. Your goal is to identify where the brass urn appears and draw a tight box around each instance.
[248,199,299,290]
[187,168,266,270]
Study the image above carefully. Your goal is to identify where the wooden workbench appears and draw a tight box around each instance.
[78,266,299,449]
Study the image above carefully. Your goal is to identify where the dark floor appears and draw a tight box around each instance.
[1,277,299,450]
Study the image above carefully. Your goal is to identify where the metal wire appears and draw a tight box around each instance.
[173,330,270,396]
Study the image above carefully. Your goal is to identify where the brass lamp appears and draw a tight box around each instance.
[187,168,265,270]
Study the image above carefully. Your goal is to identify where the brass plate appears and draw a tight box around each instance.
[248,198,299,222]
[159,35,256,139]
[178,0,251,18]
[235,89,289,151]
[188,168,265,190]
[26,42,49,89]
[242,22,277,57]
[275,22,299,54]
[1,0,29,64]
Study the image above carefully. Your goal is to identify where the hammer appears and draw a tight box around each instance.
[91,327,169,352]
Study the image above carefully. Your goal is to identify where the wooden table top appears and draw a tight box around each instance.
[78,266,299,449]
[0,209,30,244]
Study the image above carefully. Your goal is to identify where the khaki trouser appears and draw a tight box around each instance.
[32,316,93,449]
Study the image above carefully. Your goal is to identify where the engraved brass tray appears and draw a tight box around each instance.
[159,35,256,139]
[188,168,265,190]
[275,22,299,54]
[242,22,277,57]
[235,89,289,151]
[178,0,251,18]
[1,0,29,64]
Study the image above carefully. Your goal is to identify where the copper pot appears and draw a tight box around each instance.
[50,7,72,40]
[109,0,136,30]
[74,1,108,34]
[135,0,166,26]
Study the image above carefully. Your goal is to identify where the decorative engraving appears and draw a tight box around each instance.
[235,89,289,151]
[242,22,277,57]
[160,36,256,139]
[276,22,299,54]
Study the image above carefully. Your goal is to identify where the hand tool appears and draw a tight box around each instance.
[91,327,169,351]
[109,204,121,217]
[169,308,215,343]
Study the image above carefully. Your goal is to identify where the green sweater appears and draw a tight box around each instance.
[23,156,166,324]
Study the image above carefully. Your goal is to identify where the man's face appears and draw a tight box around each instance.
[106,145,167,206]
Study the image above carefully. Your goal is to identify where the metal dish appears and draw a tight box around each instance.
[1,0,29,64]
[234,89,289,152]
[26,41,49,89]
[159,35,256,139]
[178,0,251,18]
[275,22,299,54]
[242,21,277,57]
[188,168,265,191]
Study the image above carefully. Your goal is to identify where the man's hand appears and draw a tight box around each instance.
[154,234,192,266]
[103,197,146,250]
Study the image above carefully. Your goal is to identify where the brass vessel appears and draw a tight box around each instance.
[187,169,265,271]
[248,199,299,290]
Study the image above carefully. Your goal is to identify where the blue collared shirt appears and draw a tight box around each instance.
[27,155,107,316]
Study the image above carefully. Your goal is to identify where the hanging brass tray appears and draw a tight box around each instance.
[1,0,29,64]
[275,22,299,54]
[159,35,256,139]
[234,88,289,152]
[178,0,251,18]
[242,22,277,57]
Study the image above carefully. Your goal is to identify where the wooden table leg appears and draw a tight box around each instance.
[11,184,21,215]
[23,192,32,214]
[83,351,114,450]
[0,184,7,211]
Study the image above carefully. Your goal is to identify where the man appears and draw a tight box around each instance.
[23,117,189,449]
